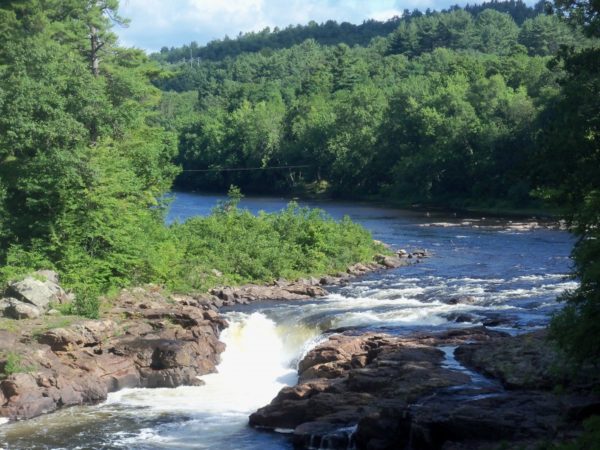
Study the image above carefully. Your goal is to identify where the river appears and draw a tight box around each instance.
[0,193,576,449]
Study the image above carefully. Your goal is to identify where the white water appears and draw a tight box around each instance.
[0,195,577,449]
[103,312,320,448]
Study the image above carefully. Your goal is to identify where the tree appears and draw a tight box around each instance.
[0,0,178,303]
[552,0,600,36]
[539,0,600,363]
[475,10,520,54]
[518,15,576,56]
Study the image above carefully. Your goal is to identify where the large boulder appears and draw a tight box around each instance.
[2,298,41,319]
[0,298,13,316]
[455,330,568,390]
[37,320,119,351]
[5,270,67,311]
[374,254,410,269]
[407,391,579,450]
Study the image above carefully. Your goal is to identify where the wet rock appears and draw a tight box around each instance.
[250,331,478,442]
[406,389,600,450]
[250,328,581,450]
[444,313,476,323]
[374,254,410,269]
[319,276,340,286]
[347,263,370,275]
[455,330,566,390]
[354,399,410,450]
[211,282,328,303]
[481,315,515,328]
[293,422,356,449]
[444,296,477,305]
[211,252,416,303]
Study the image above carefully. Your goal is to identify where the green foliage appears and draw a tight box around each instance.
[0,1,178,317]
[518,15,578,56]
[548,416,600,449]
[166,201,384,292]
[162,3,595,210]
[152,1,542,65]
[0,352,35,378]
[0,0,382,319]
[539,0,600,365]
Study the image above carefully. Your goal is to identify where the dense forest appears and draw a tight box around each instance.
[0,0,383,317]
[0,0,598,369]
[152,1,595,213]
[151,0,544,64]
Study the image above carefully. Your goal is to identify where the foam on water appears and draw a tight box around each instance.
[107,312,307,416]
[0,194,577,449]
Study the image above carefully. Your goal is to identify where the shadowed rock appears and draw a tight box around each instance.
[250,328,600,449]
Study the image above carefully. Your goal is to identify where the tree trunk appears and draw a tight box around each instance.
[89,25,100,144]
[90,25,100,77]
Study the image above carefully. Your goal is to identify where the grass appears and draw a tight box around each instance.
[0,352,36,378]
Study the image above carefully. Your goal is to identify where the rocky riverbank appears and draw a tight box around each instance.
[0,286,227,421]
[250,329,600,449]
[208,250,425,306]
[0,250,427,422]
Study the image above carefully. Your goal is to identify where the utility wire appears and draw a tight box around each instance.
[181,165,311,172]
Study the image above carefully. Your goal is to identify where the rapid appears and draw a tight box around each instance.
[0,193,575,449]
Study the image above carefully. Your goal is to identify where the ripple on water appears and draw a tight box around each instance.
[0,194,577,449]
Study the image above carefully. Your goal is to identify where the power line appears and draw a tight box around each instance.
[181,165,311,173]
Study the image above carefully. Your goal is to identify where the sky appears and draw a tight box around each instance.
[115,0,466,53]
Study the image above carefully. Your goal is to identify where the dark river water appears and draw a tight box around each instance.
[0,192,576,449]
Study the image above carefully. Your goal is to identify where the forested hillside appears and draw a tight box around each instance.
[153,0,595,211]
[152,0,600,368]
[151,0,544,64]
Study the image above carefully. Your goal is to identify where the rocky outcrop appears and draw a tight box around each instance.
[0,288,227,421]
[250,328,503,448]
[211,279,328,305]
[454,330,571,390]
[0,247,427,422]
[250,329,600,450]
[406,390,590,450]
[2,298,42,319]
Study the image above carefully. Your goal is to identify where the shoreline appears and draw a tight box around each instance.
[0,250,425,423]
[173,188,564,221]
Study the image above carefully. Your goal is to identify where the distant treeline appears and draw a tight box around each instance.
[151,1,594,211]
[151,0,544,64]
